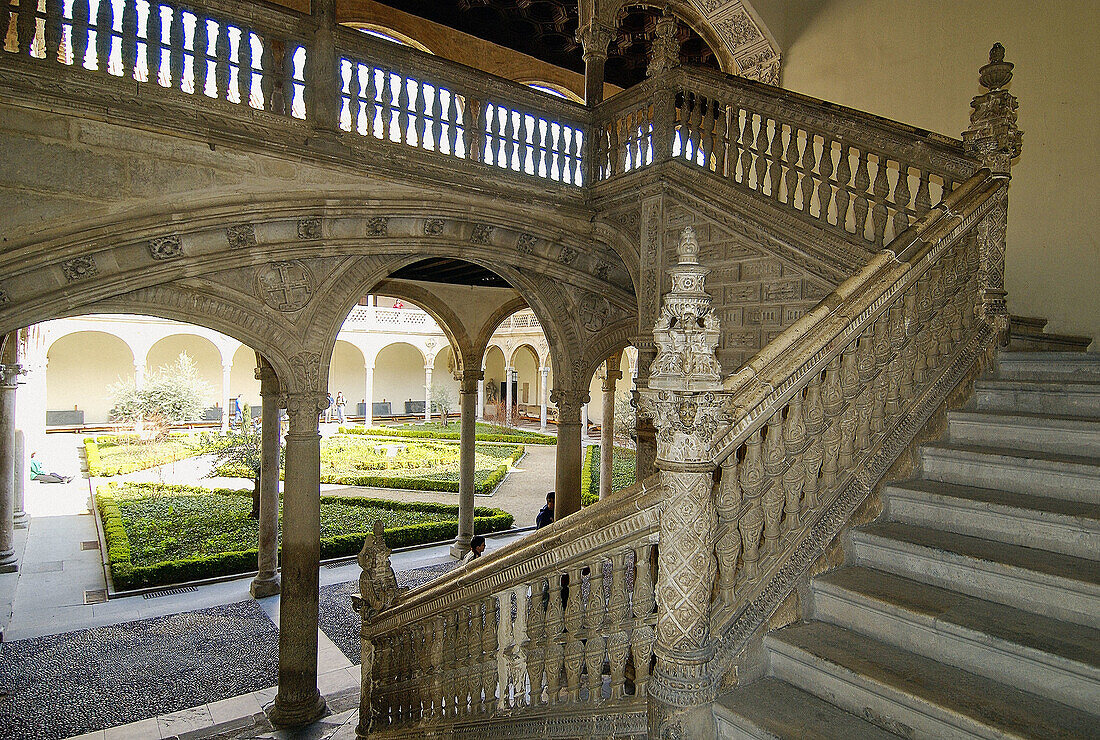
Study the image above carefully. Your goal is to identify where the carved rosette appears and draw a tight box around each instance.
[642,227,728,709]
[225,223,256,249]
[62,256,97,283]
[147,235,183,260]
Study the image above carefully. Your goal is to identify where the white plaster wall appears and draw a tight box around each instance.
[46,331,134,423]
[330,340,367,406]
[230,344,262,410]
[431,346,460,407]
[586,351,633,426]
[512,345,539,405]
[483,346,507,410]
[373,342,427,412]
[780,0,1100,345]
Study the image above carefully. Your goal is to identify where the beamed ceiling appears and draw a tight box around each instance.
[390,258,512,288]
[369,1,720,88]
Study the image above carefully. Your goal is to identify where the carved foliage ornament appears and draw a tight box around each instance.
[366,217,388,236]
[424,218,445,236]
[147,235,183,260]
[516,233,536,253]
[297,217,322,240]
[471,223,494,244]
[255,260,314,312]
[225,223,256,249]
[558,245,578,265]
[63,256,98,283]
[0,288,9,304]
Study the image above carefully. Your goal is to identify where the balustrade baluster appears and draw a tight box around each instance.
[511,585,530,707]
[544,573,564,703]
[445,90,460,154]
[365,64,379,137]
[441,610,457,716]
[800,131,819,214]
[870,317,891,437]
[852,149,871,241]
[431,84,443,152]
[928,264,946,371]
[820,355,844,490]
[503,107,517,169]
[145,3,163,84]
[215,22,232,101]
[119,1,138,78]
[716,453,742,602]
[749,111,767,191]
[801,371,826,514]
[553,122,567,182]
[455,605,471,716]
[481,595,498,712]
[835,143,853,232]
[563,635,583,704]
[570,125,583,184]
[44,0,62,64]
[630,542,655,697]
[14,0,32,55]
[396,74,410,145]
[606,550,629,701]
[192,16,209,95]
[816,135,836,224]
[870,155,890,244]
[376,641,391,724]
[738,430,766,581]
[893,162,912,234]
[526,579,547,705]
[413,80,427,148]
[237,31,253,106]
[885,303,905,419]
[519,112,532,173]
[712,98,728,175]
[782,125,799,205]
[915,170,932,212]
[429,615,444,719]
[167,8,183,90]
[258,36,274,112]
[761,413,787,553]
[914,274,933,385]
[838,347,860,469]
[782,391,808,533]
[766,117,783,197]
[494,591,512,709]
[380,68,393,142]
[900,288,919,400]
[71,0,90,70]
[94,0,112,72]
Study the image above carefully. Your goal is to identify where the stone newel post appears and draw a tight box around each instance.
[963,43,1022,344]
[641,227,726,739]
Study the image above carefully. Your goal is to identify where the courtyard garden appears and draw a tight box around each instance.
[96,481,513,590]
[581,444,637,506]
[84,433,200,476]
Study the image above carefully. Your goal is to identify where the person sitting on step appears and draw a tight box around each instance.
[29,451,72,483]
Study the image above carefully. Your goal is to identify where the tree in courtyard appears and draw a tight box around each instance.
[109,352,212,424]
[205,413,282,519]
[431,383,456,427]
[614,392,637,448]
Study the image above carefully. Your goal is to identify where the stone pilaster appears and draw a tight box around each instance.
[451,369,482,559]
[270,389,327,727]
[251,360,281,599]
[599,353,622,500]
[641,228,727,738]
[0,364,25,572]
[963,44,1022,343]
[551,388,589,520]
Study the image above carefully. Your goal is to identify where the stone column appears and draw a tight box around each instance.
[251,361,281,599]
[504,365,514,426]
[221,362,232,431]
[643,227,724,739]
[634,343,658,481]
[450,369,482,559]
[424,365,433,422]
[133,360,146,389]
[270,390,327,727]
[0,364,25,572]
[363,364,373,428]
[599,353,622,500]
[551,389,588,520]
[539,366,549,430]
[13,430,26,529]
[581,402,589,438]
[577,22,612,105]
[476,368,485,421]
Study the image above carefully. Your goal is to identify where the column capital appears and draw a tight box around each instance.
[281,391,326,435]
[0,364,26,387]
[255,362,279,388]
[576,21,614,63]
[460,369,483,394]
[601,368,623,392]
[550,388,590,420]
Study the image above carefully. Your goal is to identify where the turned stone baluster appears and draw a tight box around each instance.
[816,135,835,222]
[749,111,768,190]
[738,430,766,581]
[870,155,891,244]
[701,96,716,167]
[481,596,498,712]
[585,558,606,632]
[885,304,905,419]
[854,329,876,453]
[167,8,184,90]
[713,98,729,175]
[782,124,799,204]
[838,347,860,470]
[44,0,63,64]
[215,22,232,101]
[820,356,844,489]
[928,263,947,370]
[563,633,584,704]
[193,16,210,95]
[414,80,427,148]
[893,162,912,234]
[429,615,444,718]
[379,68,394,141]
[766,117,783,197]
[396,74,410,145]
[146,3,164,83]
[525,580,546,705]
[238,30,254,106]
[900,288,919,401]
[71,0,90,69]
[365,64,380,137]
[120,1,138,78]
[431,84,444,152]
[259,35,274,111]
[913,275,933,385]
[471,601,487,713]
[915,170,932,212]
[715,452,742,602]
[782,390,808,533]
[606,550,630,699]
[584,629,605,704]
[494,592,513,709]
[799,130,818,213]
[456,605,472,715]
[761,413,788,553]
[685,92,701,160]
[852,149,871,241]
[12,0,29,55]
[544,573,564,704]
[510,585,530,707]
[94,0,112,72]
[445,90,460,154]
[870,317,891,436]
[735,107,751,184]
[835,142,853,232]
[629,542,655,697]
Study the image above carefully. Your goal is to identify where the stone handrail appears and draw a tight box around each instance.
[595,67,979,249]
[359,473,661,735]
[701,166,1006,682]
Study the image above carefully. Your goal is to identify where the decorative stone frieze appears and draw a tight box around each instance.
[288,351,324,395]
[516,233,536,253]
[296,217,322,240]
[255,260,315,312]
[225,223,256,249]
[366,217,388,236]
[557,245,578,265]
[62,256,97,283]
[470,223,494,244]
[147,235,183,260]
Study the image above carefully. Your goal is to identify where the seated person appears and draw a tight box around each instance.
[461,535,486,564]
[29,451,72,483]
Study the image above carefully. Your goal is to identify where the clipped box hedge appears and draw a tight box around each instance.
[320,444,524,494]
[581,444,638,507]
[84,435,197,477]
[338,424,556,445]
[95,482,513,590]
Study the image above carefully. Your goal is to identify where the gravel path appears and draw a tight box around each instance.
[0,601,279,740]
[319,562,460,664]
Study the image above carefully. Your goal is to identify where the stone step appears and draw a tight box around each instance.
[811,566,1100,713]
[714,677,900,740]
[883,479,1100,559]
[1008,335,1093,353]
[997,351,1100,378]
[766,621,1098,739]
[919,443,1100,503]
[947,410,1100,456]
[850,522,1100,628]
[1009,315,1049,335]
[973,378,1100,417]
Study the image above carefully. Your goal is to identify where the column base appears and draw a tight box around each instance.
[449,538,471,559]
[13,512,28,529]
[250,573,281,598]
[0,550,18,573]
[268,689,326,728]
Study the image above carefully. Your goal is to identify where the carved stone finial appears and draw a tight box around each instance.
[980,43,1013,91]
[353,521,406,621]
[963,43,1022,177]
[647,10,681,78]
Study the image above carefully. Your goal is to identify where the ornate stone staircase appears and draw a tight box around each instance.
[714,348,1100,738]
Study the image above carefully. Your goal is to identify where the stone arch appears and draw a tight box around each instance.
[373,341,429,413]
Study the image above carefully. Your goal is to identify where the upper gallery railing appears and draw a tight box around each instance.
[357,475,661,736]
[594,67,978,248]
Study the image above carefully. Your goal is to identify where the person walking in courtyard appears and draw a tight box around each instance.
[324,391,334,423]
[334,391,347,425]
[461,535,486,564]
[536,491,554,529]
[29,451,71,483]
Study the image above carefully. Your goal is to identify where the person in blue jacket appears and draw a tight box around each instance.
[29,451,71,483]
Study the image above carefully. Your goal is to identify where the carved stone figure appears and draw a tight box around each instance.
[354,521,406,621]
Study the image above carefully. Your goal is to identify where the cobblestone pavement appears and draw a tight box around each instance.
[319,562,459,664]
[0,601,279,740]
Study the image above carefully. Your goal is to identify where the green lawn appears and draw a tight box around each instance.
[582,445,637,506]
[85,435,199,476]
